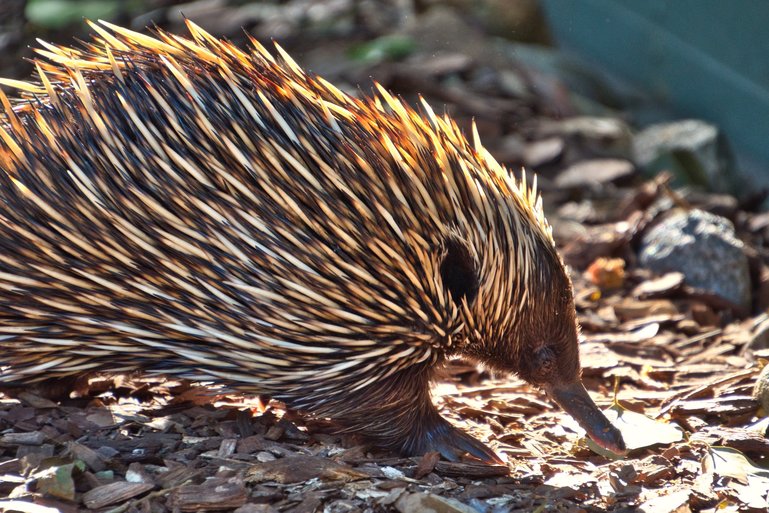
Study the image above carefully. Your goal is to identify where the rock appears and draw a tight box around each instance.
[555,159,635,189]
[639,209,751,308]
[749,318,769,351]
[753,365,769,415]
[633,119,734,191]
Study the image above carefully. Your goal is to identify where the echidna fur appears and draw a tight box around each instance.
[0,20,624,462]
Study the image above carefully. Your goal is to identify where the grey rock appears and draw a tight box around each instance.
[749,318,769,351]
[639,209,751,308]
[633,119,733,191]
[753,364,769,414]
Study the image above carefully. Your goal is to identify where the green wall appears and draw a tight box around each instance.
[541,0,769,183]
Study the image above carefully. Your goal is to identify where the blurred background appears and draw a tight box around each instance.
[1,0,768,203]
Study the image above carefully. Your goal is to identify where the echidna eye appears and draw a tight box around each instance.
[440,239,479,306]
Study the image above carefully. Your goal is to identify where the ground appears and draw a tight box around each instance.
[1,1,768,512]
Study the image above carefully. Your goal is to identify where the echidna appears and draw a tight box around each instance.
[0,20,625,462]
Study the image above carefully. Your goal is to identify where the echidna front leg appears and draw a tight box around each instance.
[402,405,503,464]
[324,367,502,464]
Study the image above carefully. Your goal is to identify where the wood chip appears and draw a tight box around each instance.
[65,442,106,472]
[413,451,440,479]
[245,455,370,484]
[82,481,154,509]
[1,431,46,445]
[167,479,247,512]
[0,501,62,513]
[433,461,509,478]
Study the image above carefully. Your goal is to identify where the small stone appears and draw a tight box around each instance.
[639,209,751,308]
[256,451,276,462]
[633,119,733,190]
[753,365,769,416]
[218,438,237,458]
[749,319,769,351]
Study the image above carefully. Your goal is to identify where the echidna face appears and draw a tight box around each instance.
[454,245,625,455]
[451,228,579,385]
[513,284,581,387]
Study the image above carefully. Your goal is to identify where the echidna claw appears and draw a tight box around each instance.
[409,418,504,465]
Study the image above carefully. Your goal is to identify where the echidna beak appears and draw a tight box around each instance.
[547,381,627,455]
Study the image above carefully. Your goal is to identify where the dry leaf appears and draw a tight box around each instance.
[586,403,684,458]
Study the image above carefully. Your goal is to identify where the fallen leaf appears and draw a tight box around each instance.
[632,272,685,299]
[636,489,691,513]
[245,455,370,484]
[586,403,684,458]
[586,257,626,289]
[702,446,769,510]
[413,451,440,479]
